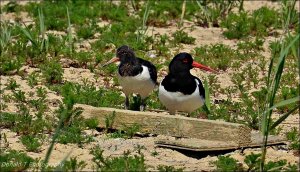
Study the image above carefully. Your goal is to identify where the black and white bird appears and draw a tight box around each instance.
[159,52,216,115]
[103,45,157,111]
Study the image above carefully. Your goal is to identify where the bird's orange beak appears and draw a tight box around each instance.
[192,61,218,73]
[102,57,120,67]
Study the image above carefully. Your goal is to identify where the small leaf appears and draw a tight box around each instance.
[269,105,299,131]
[267,96,299,112]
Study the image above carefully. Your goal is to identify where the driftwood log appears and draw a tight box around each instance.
[77,104,252,146]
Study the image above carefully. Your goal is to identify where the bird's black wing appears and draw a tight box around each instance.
[137,57,158,85]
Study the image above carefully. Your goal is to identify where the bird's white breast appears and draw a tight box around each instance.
[118,66,155,98]
[158,79,204,114]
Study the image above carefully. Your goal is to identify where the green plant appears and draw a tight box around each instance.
[136,1,150,45]
[90,146,146,171]
[194,44,237,70]
[20,135,42,152]
[107,123,141,139]
[27,72,39,88]
[244,152,261,171]
[73,51,93,68]
[212,155,243,172]
[0,21,12,54]
[151,151,159,157]
[28,98,48,113]
[286,127,299,150]
[52,87,98,146]
[57,157,87,172]
[221,11,251,39]
[221,6,281,39]
[195,0,242,27]
[0,57,23,75]
[212,153,298,172]
[105,111,116,133]
[2,1,22,13]
[19,8,49,66]
[122,123,141,139]
[12,90,26,103]
[172,30,195,45]
[85,117,99,130]
[259,33,299,171]
[36,87,47,99]
[40,59,63,84]
[57,82,123,108]
[0,150,35,171]
[141,1,197,27]
[281,0,298,30]
[1,104,52,136]
[5,78,20,90]
[0,112,18,128]
[157,165,184,172]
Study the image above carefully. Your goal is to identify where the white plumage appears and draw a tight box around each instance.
[118,66,156,99]
[158,79,204,114]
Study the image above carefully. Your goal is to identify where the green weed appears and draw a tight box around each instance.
[122,123,141,139]
[2,1,22,13]
[57,82,123,108]
[0,54,23,75]
[36,87,47,99]
[19,9,49,66]
[20,135,42,152]
[141,1,197,27]
[90,145,146,171]
[27,72,39,88]
[157,165,184,172]
[194,44,236,70]
[195,0,242,27]
[85,117,99,130]
[107,123,141,139]
[212,153,297,172]
[259,29,299,172]
[73,51,93,69]
[212,155,243,172]
[40,59,63,84]
[172,30,195,45]
[105,111,116,133]
[286,127,300,150]
[5,78,20,91]
[0,150,35,171]
[221,6,281,39]
[12,90,26,103]
[57,156,87,172]
[0,21,12,55]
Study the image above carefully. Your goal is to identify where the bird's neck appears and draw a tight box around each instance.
[170,71,192,78]
[119,58,142,77]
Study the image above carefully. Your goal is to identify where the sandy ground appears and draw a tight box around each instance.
[1,1,299,171]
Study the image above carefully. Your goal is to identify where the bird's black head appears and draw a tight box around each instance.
[168,52,217,74]
[116,45,136,62]
[169,52,193,74]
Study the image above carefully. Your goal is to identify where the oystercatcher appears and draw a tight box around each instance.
[103,45,157,111]
[159,52,216,115]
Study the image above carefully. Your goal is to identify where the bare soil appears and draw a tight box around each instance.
[0,1,299,171]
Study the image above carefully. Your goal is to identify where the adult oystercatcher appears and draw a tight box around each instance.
[159,52,216,115]
[103,45,157,111]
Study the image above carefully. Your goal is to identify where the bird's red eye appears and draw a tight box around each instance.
[182,58,188,63]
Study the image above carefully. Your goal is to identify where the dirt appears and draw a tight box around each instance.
[0,1,299,171]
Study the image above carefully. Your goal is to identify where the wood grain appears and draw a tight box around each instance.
[77,104,252,145]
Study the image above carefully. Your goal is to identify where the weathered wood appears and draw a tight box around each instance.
[155,131,286,152]
[77,104,252,145]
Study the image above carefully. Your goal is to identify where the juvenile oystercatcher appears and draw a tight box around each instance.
[159,52,216,115]
[103,45,157,111]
